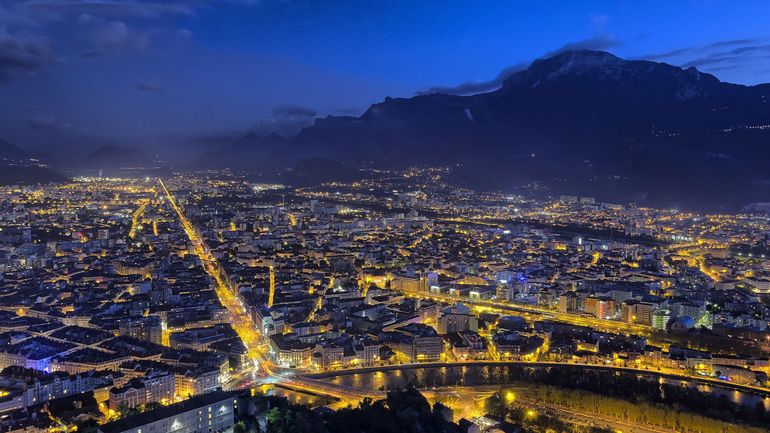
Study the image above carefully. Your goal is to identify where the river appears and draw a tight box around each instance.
[315,364,770,409]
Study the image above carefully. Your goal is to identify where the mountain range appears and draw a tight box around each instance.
[195,133,289,169]
[85,145,152,168]
[3,50,770,210]
[0,139,35,162]
[0,140,68,186]
[201,50,770,210]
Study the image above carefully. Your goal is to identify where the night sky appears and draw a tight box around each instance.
[2,0,770,154]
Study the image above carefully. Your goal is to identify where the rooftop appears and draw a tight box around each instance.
[99,390,236,433]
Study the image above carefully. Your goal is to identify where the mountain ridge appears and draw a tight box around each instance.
[85,145,152,168]
[190,50,770,209]
[0,139,34,161]
[277,50,770,209]
[195,132,290,169]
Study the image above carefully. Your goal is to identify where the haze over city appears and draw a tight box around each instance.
[1,2,770,433]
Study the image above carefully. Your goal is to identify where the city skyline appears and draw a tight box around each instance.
[2,3,770,433]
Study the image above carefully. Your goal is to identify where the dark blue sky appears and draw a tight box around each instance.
[1,0,769,154]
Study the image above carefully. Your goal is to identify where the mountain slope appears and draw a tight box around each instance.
[85,145,151,168]
[0,166,68,186]
[0,139,33,161]
[288,50,770,210]
[195,132,290,169]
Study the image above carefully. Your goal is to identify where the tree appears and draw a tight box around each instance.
[143,402,163,412]
[265,408,283,432]
[76,419,99,433]
[484,392,508,420]
[116,403,139,420]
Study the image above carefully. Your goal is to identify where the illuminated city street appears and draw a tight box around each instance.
[159,179,274,376]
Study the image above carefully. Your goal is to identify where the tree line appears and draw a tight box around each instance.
[483,365,770,429]
[486,385,767,433]
[248,386,622,433]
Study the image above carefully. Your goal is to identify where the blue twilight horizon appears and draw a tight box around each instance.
[0,0,769,151]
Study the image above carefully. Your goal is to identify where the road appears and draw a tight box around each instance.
[128,201,148,239]
[393,287,652,336]
[159,179,274,375]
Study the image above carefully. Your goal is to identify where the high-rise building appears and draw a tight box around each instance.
[652,310,672,330]
[622,302,655,326]
[100,390,237,433]
[558,292,578,313]
[436,304,478,334]
[394,323,443,362]
[118,316,163,345]
[109,372,175,410]
[584,297,615,319]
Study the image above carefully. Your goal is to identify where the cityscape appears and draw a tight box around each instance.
[0,168,769,433]
[2,2,770,433]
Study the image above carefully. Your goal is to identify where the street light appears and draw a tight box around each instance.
[505,391,515,403]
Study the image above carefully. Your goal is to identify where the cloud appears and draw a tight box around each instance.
[683,53,770,70]
[635,38,770,80]
[675,42,770,71]
[136,80,165,92]
[589,14,609,33]
[25,114,72,133]
[21,0,194,20]
[641,38,759,61]
[220,0,260,4]
[541,34,624,58]
[707,39,759,49]
[0,26,55,81]
[634,32,652,41]
[81,21,152,57]
[639,46,694,60]
[722,43,770,56]
[79,49,101,58]
[704,64,740,72]
[0,4,38,27]
[273,104,317,119]
[418,35,623,95]
[682,55,736,68]
[417,63,528,95]
[0,1,206,75]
